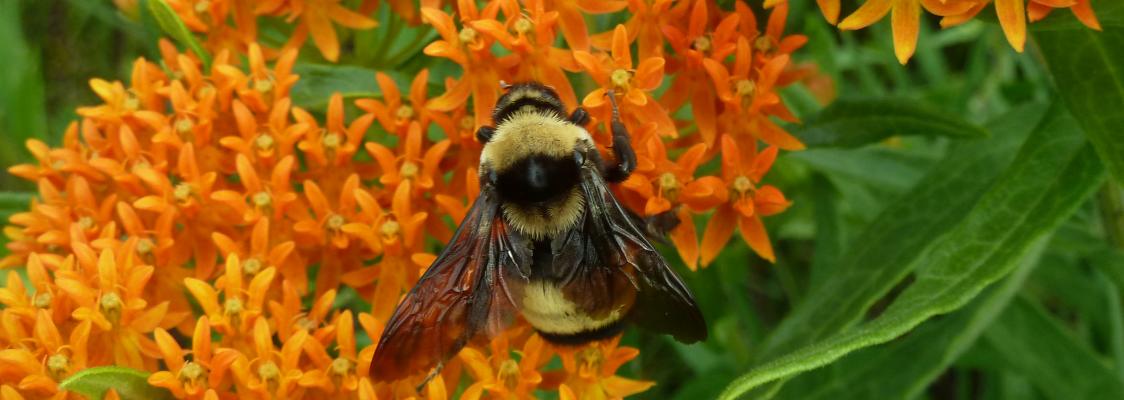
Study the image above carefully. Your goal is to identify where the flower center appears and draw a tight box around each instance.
[252,192,272,208]
[322,132,342,149]
[514,18,533,34]
[173,183,193,202]
[99,292,123,323]
[124,96,140,111]
[224,298,244,316]
[735,79,756,98]
[458,27,478,44]
[175,118,194,134]
[460,116,475,131]
[242,258,263,275]
[136,238,155,255]
[327,214,346,230]
[255,134,275,151]
[258,361,281,387]
[179,361,206,385]
[754,36,775,53]
[576,347,604,373]
[610,69,632,89]
[253,78,274,93]
[194,0,210,13]
[47,353,69,380]
[395,105,414,120]
[78,216,96,230]
[330,357,353,377]
[399,161,419,179]
[692,36,712,53]
[296,316,317,331]
[658,172,679,190]
[498,359,521,390]
[380,220,401,238]
[33,291,52,309]
[733,175,753,194]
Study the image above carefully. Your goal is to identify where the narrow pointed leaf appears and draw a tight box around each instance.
[721,105,1105,399]
[147,0,211,68]
[58,366,173,400]
[792,98,988,148]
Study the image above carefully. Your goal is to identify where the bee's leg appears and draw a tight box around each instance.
[415,361,445,393]
[568,107,591,126]
[603,91,636,183]
[476,126,495,143]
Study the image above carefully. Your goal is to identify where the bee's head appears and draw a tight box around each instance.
[493,153,582,205]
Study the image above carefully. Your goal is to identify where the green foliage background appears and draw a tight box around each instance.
[2,0,1123,399]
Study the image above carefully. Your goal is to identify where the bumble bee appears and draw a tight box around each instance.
[370,82,707,382]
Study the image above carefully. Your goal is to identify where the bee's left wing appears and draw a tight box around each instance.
[550,160,707,343]
[369,184,531,382]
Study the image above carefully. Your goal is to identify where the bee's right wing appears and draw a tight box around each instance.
[369,184,530,382]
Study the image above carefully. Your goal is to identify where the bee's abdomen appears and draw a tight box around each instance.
[519,280,632,344]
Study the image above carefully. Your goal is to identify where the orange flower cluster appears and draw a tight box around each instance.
[2,0,804,398]
[768,0,1102,63]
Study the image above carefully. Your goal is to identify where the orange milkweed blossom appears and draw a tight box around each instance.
[557,337,654,400]
[575,24,675,138]
[697,136,790,265]
[816,0,1103,63]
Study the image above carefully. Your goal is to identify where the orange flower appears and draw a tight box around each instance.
[296,93,376,170]
[470,0,580,107]
[230,318,309,398]
[704,37,804,150]
[544,0,626,51]
[149,317,239,398]
[211,154,300,223]
[366,122,450,192]
[459,333,546,399]
[698,135,790,264]
[212,218,299,291]
[575,24,674,138]
[277,0,377,62]
[297,311,377,397]
[622,136,713,269]
[660,0,741,145]
[357,70,441,136]
[183,254,276,336]
[0,310,90,398]
[53,246,169,369]
[557,337,654,400]
[421,0,508,127]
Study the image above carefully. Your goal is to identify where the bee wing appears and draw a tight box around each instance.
[369,185,530,382]
[553,161,707,343]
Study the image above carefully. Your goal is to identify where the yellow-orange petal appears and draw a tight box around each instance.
[739,215,775,262]
[891,0,920,64]
[670,209,699,270]
[756,185,791,216]
[994,0,1026,52]
[633,58,665,91]
[328,4,378,28]
[1071,0,1101,31]
[307,10,341,62]
[839,0,893,30]
[701,206,737,266]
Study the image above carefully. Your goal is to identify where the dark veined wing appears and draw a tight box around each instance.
[548,158,707,343]
[370,184,531,382]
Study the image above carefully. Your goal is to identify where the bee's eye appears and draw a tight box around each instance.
[573,150,586,167]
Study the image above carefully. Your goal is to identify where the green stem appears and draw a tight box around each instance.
[1099,181,1124,249]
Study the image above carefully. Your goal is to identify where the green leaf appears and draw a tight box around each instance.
[720,104,1105,399]
[58,366,173,400]
[290,64,412,110]
[146,0,210,68]
[791,98,988,148]
[1034,6,1124,185]
[774,241,1043,400]
[757,103,1046,364]
[984,297,1124,399]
